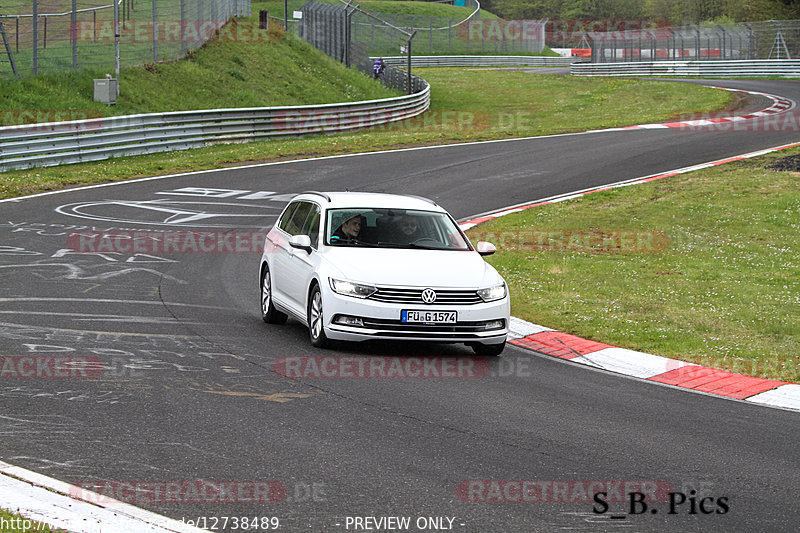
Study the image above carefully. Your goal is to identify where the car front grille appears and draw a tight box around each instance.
[359,318,504,334]
[368,287,483,305]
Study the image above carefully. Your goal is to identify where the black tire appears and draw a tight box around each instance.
[261,265,287,324]
[307,284,329,348]
[470,342,505,357]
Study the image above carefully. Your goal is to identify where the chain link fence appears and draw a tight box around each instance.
[299,1,424,94]
[297,1,548,93]
[588,20,800,62]
[353,3,544,56]
[0,0,250,79]
[298,0,544,58]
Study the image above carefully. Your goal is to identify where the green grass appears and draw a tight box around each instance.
[0,24,399,124]
[255,0,496,18]
[419,69,730,136]
[466,150,800,383]
[351,0,497,18]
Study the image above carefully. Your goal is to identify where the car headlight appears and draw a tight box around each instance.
[329,278,378,299]
[477,282,506,302]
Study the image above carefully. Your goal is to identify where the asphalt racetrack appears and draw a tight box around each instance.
[0,78,799,532]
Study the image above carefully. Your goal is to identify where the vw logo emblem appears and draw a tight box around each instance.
[421,288,437,304]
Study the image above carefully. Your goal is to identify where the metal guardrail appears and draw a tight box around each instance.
[381,55,583,68]
[0,85,430,171]
[571,60,800,77]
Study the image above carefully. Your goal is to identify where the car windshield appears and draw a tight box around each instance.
[325,208,471,250]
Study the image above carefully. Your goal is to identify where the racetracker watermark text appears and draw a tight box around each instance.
[469,229,669,254]
[274,356,491,379]
[676,111,800,133]
[67,231,268,254]
[72,20,267,43]
[457,480,674,503]
[0,356,103,379]
[70,480,287,504]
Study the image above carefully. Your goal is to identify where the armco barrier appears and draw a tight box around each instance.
[571,59,800,77]
[0,85,430,171]
[380,55,582,68]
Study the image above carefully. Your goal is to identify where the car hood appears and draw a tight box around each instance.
[322,247,503,288]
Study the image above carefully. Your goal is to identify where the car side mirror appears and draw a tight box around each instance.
[289,234,313,253]
[476,241,496,257]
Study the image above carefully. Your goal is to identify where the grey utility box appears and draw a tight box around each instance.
[93,77,117,105]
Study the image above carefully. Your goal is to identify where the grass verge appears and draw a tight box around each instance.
[0,70,731,198]
[0,508,64,532]
[466,148,800,383]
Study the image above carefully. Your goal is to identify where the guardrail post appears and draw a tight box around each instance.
[407,30,415,95]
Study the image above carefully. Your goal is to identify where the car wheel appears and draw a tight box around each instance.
[308,284,328,348]
[261,265,287,324]
[470,342,505,357]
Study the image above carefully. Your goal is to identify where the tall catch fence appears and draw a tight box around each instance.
[588,20,800,62]
[0,0,250,79]
[298,0,544,59]
[299,1,425,94]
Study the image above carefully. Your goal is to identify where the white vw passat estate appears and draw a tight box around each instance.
[259,192,510,355]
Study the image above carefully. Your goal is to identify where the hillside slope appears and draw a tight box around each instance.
[0,18,399,126]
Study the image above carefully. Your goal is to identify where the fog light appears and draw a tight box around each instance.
[483,319,505,330]
[334,315,364,327]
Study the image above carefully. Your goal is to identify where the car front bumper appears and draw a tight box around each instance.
[322,288,509,345]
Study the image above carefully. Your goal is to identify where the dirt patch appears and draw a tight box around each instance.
[765,153,800,172]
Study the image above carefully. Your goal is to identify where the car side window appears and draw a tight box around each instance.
[302,205,321,249]
[277,202,300,233]
[282,202,313,236]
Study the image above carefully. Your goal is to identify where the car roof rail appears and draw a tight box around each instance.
[299,191,332,202]
[401,194,438,206]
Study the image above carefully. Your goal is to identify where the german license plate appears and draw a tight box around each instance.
[402,310,457,324]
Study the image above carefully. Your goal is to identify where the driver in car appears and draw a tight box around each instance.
[331,213,363,243]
